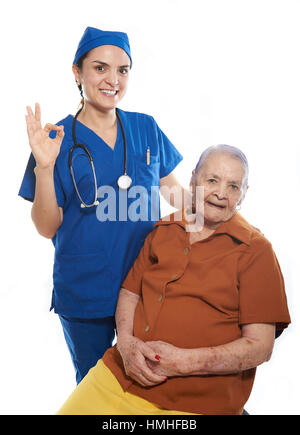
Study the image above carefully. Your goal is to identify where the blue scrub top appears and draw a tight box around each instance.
[18,109,183,318]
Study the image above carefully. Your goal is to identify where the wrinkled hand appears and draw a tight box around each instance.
[116,335,167,387]
[145,341,188,378]
[25,103,64,169]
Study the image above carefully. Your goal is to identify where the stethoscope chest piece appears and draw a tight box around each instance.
[118,174,132,190]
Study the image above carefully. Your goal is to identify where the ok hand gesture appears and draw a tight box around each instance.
[25,103,64,169]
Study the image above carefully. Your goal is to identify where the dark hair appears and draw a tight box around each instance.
[76,52,90,70]
[75,52,90,97]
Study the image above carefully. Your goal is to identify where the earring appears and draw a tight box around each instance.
[236,204,241,211]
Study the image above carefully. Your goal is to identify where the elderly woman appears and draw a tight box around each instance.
[57,145,290,415]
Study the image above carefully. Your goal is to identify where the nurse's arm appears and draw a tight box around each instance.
[116,288,167,387]
[31,165,63,239]
[160,171,191,210]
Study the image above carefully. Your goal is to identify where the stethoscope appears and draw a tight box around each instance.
[69,107,132,208]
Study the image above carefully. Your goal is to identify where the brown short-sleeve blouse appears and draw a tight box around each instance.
[103,211,291,415]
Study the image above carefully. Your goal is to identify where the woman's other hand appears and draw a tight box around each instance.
[116,334,167,387]
[145,341,187,378]
[25,103,64,169]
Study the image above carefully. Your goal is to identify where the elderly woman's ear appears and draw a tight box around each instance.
[237,185,249,208]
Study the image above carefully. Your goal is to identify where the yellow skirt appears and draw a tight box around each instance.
[57,359,198,415]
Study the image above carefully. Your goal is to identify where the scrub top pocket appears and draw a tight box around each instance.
[134,154,160,188]
[133,155,161,223]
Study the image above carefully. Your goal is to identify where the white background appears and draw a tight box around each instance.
[1,0,299,415]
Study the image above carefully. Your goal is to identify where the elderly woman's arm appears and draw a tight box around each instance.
[115,288,167,387]
[146,323,275,377]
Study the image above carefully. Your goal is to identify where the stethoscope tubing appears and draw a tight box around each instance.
[69,107,130,208]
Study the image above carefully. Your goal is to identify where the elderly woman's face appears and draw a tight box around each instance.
[194,153,247,226]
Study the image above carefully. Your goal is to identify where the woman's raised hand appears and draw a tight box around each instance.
[25,103,64,169]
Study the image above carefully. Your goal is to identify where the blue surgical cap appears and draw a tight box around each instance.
[73,26,132,66]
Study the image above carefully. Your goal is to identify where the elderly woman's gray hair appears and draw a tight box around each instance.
[194,144,249,191]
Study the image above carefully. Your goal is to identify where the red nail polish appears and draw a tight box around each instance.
[155,355,160,361]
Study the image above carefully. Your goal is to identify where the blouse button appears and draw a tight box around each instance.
[158,294,163,302]
[184,247,189,255]
[145,325,150,332]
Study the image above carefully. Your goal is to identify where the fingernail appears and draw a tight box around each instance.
[155,355,160,361]
[165,377,168,381]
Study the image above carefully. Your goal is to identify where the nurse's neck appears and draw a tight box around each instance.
[77,102,117,132]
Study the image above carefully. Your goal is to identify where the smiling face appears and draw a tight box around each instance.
[72,45,131,112]
[192,152,248,228]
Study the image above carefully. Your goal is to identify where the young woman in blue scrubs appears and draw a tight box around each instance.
[19,27,183,384]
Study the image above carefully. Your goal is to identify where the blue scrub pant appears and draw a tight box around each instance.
[59,315,116,384]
